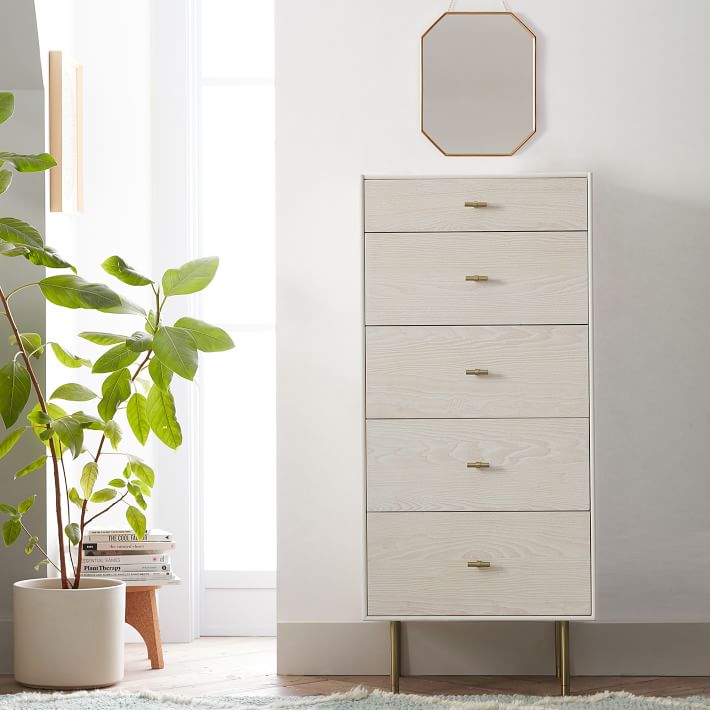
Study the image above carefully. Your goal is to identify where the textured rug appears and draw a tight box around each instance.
[3,690,710,710]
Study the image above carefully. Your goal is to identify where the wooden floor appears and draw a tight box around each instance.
[2,637,710,698]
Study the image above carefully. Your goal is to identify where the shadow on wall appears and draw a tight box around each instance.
[592,177,710,621]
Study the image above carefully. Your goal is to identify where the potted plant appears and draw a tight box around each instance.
[0,92,234,688]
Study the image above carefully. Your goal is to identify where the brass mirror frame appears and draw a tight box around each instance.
[421,11,537,157]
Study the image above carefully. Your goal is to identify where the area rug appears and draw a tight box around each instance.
[3,690,710,710]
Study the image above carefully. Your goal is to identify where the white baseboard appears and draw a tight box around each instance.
[277,621,710,676]
[0,619,12,675]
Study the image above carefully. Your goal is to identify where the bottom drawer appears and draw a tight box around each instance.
[367,512,591,617]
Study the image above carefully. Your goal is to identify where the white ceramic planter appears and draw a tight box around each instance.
[14,577,126,689]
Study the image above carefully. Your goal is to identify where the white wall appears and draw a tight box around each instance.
[0,1,47,672]
[275,0,710,673]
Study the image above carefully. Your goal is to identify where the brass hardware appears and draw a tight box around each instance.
[467,461,490,469]
[389,620,401,694]
[467,560,491,568]
[464,201,488,208]
[558,620,570,696]
[466,368,489,376]
[554,621,561,680]
[465,275,489,282]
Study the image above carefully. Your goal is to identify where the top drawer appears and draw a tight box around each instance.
[364,177,587,233]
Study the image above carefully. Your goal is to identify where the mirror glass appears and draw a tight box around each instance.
[421,12,536,156]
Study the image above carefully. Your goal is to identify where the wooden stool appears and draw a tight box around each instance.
[125,585,164,670]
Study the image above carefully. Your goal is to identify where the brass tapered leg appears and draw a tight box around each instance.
[389,620,401,694]
[558,621,570,696]
[554,621,561,679]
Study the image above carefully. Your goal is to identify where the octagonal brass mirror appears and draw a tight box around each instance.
[421,12,536,156]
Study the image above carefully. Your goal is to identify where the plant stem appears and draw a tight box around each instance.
[73,500,88,589]
[18,521,62,575]
[58,442,76,578]
[5,282,39,300]
[84,491,128,527]
[0,285,68,588]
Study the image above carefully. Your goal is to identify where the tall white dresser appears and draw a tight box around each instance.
[363,175,593,695]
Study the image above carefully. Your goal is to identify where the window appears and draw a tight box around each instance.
[198,0,276,587]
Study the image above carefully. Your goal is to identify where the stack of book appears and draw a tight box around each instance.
[81,529,178,584]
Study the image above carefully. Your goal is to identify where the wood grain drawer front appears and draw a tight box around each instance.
[366,325,589,418]
[366,419,589,512]
[367,512,591,616]
[365,232,588,325]
[364,178,587,233]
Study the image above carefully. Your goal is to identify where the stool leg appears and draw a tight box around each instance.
[390,620,401,694]
[554,620,561,679]
[558,621,570,696]
[125,589,165,670]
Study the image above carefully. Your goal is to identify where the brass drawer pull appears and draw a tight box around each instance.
[465,275,488,282]
[467,461,490,469]
[466,368,489,376]
[464,201,488,208]
[467,560,491,568]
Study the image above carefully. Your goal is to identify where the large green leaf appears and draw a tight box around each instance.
[9,333,43,358]
[101,256,153,286]
[0,170,11,194]
[99,294,146,317]
[126,331,152,353]
[15,455,46,479]
[127,482,147,510]
[39,275,122,310]
[18,495,35,514]
[80,461,98,499]
[104,419,122,449]
[173,317,234,352]
[126,505,146,540]
[64,523,80,546]
[71,411,104,429]
[0,428,24,459]
[68,487,83,508]
[0,217,43,248]
[92,343,139,373]
[90,488,117,504]
[26,245,75,272]
[0,241,29,257]
[97,368,131,422]
[51,343,90,369]
[0,503,17,515]
[50,383,97,402]
[0,93,14,124]
[148,357,172,391]
[161,256,219,296]
[0,361,31,428]
[152,326,198,381]
[0,152,57,172]
[131,459,155,488]
[51,416,83,459]
[146,385,182,449]
[2,519,21,546]
[126,393,150,445]
[79,331,126,346]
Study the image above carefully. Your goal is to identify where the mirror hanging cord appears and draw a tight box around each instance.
[447,0,512,10]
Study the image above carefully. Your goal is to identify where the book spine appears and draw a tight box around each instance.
[81,570,175,579]
[82,541,176,551]
[81,553,171,564]
[81,563,171,573]
[83,533,173,543]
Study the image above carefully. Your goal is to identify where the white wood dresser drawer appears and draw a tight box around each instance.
[364,178,587,233]
[367,512,591,617]
[365,231,588,325]
[366,419,590,512]
[366,325,589,418]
